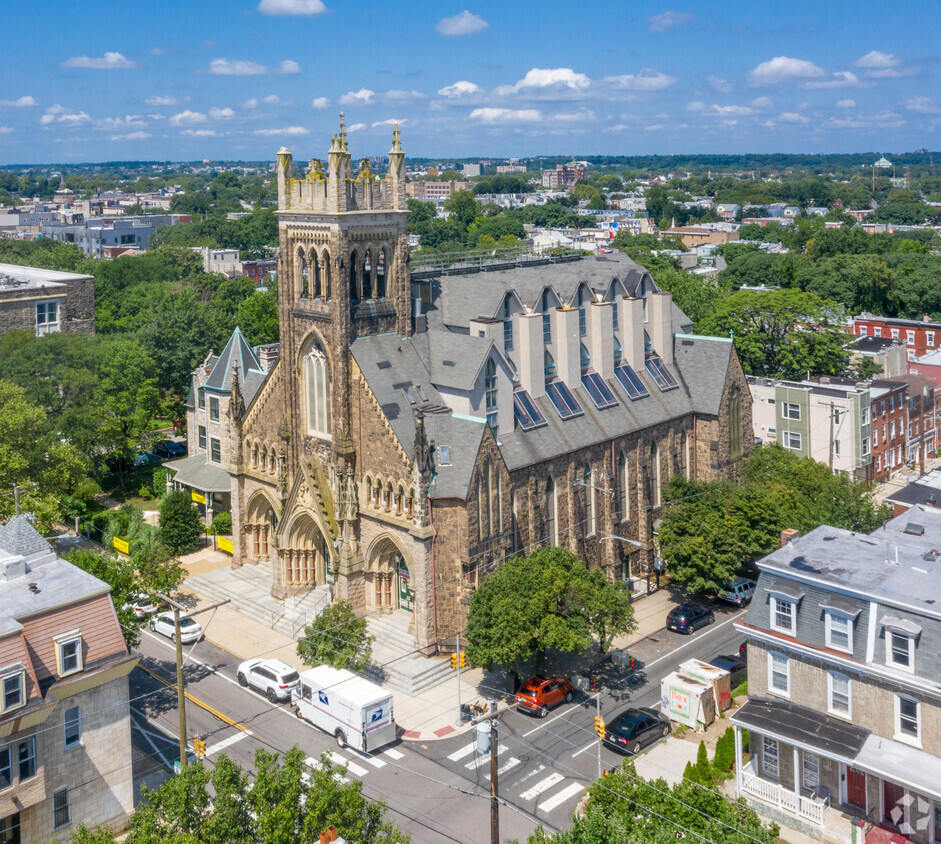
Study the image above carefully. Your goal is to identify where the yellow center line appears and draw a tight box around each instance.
[137,662,251,734]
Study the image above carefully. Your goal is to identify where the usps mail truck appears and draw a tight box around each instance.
[293,665,396,752]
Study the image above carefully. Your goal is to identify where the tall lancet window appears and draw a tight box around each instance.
[305,344,331,438]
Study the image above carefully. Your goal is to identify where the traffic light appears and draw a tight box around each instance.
[459,651,467,669]
[450,653,458,670]
[193,736,206,758]
[594,716,605,739]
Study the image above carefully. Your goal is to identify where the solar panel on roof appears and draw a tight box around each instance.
[614,364,650,399]
[582,372,618,409]
[513,390,547,431]
[645,355,678,391]
[545,381,584,420]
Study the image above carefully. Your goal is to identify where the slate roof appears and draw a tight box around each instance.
[0,515,57,565]
[204,327,265,394]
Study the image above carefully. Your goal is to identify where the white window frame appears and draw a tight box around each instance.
[36,299,60,335]
[54,631,83,677]
[762,736,780,779]
[0,667,26,713]
[861,406,870,425]
[874,326,882,337]
[783,402,801,420]
[862,437,871,456]
[209,437,222,464]
[828,671,852,718]
[907,330,916,344]
[53,786,71,830]
[895,694,921,745]
[927,331,935,347]
[825,611,853,653]
[64,706,82,749]
[768,651,790,697]
[770,596,797,635]
[198,425,207,450]
[887,630,914,673]
[802,752,820,790]
[783,431,802,450]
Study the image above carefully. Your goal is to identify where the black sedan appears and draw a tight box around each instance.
[603,707,671,755]
[155,439,187,458]
[666,603,715,634]
[709,654,747,686]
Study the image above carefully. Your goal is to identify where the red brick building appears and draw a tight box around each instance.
[242,258,277,284]
[853,314,941,362]
[870,379,908,480]
[910,348,941,390]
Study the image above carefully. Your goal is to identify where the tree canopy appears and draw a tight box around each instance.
[297,600,374,672]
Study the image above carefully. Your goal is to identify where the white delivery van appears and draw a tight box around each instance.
[293,665,396,752]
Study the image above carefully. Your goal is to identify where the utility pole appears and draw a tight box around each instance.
[455,632,462,727]
[490,718,499,844]
[596,693,602,780]
[828,401,836,470]
[155,593,230,769]
[13,483,21,515]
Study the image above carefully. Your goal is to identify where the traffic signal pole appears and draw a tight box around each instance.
[596,694,602,780]
[456,632,462,727]
[490,717,499,844]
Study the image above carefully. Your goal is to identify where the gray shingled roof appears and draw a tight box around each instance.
[673,335,734,417]
[0,515,56,564]
[164,454,233,493]
[204,328,265,393]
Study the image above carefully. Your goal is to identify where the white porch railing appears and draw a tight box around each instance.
[741,759,827,826]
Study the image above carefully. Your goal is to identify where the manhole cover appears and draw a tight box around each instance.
[518,755,530,763]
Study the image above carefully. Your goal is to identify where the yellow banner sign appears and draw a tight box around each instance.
[113,536,130,554]
[191,491,206,505]
[217,536,234,554]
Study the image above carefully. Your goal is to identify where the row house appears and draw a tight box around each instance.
[0,517,137,843]
[854,314,941,362]
[733,507,941,844]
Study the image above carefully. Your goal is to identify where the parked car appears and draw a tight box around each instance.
[150,612,203,644]
[237,658,300,702]
[666,603,715,635]
[603,707,671,755]
[154,439,187,458]
[123,592,161,619]
[709,654,747,687]
[514,675,575,717]
[718,577,756,606]
[133,451,162,467]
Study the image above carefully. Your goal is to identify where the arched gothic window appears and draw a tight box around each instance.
[729,390,743,460]
[322,250,332,300]
[617,451,629,521]
[349,251,359,303]
[577,287,587,337]
[363,251,373,300]
[545,477,557,545]
[584,463,596,536]
[312,252,322,299]
[485,358,498,429]
[299,250,309,298]
[376,248,388,298]
[305,343,331,438]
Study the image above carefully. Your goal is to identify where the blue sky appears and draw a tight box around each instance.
[2,0,939,163]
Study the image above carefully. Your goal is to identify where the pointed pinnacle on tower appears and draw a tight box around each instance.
[390,122,402,155]
[339,111,348,151]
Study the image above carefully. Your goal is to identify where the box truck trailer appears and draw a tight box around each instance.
[293,665,396,752]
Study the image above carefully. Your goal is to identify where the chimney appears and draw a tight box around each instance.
[256,344,280,372]
[517,313,545,399]
[622,296,645,370]
[1,555,27,582]
[589,301,614,380]
[780,528,800,547]
[648,291,674,365]
[554,307,581,387]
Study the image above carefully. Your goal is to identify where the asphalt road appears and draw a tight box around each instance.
[129,603,745,843]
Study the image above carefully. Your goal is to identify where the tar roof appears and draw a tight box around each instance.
[757,505,941,618]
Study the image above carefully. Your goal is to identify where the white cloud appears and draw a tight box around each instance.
[686,101,706,112]
[111,131,151,140]
[749,56,825,85]
[39,104,65,125]
[644,124,665,131]
[210,58,300,76]
[257,0,327,14]
[311,97,331,109]
[821,111,905,130]
[708,104,754,117]
[0,96,37,107]
[150,47,165,56]
[836,98,856,109]
[209,107,236,120]
[803,71,863,89]
[347,123,365,132]
[436,10,488,36]
[264,94,291,105]
[708,76,732,94]
[62,51,136,69]
[339,88,375,106]
[555,110,596,122]
[647,10,694,32]
[181,129,217,136]
[602,69,676,92]
[854,50,899,69]
[279,59,301,74]
[383,90,425,103]
[40,105,90,125]
[242,98,259,109]
[170,109,207,126]
[56,112,90,124]
[469,107,541,123]
[603,124,631,133]
[371,118,406,128]
[438,80,483,98]
[750,97,773,109]
[0,127,12,134]
[145,95,177,106]
[905,96,941,114]
[253,126,309,135]
[507,67,590,92]
[777,112,810,123]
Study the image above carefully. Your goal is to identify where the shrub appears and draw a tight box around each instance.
[695,740,713,785]
[158,490,203,555]
[713,726,736,775]
[211,511,232,535]
[152,465,168,498]
[297,600,374,672]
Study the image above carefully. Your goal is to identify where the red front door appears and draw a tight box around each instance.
[847,767,867,810]
[883,781,905,826]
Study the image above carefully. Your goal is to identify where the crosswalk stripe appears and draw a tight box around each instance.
[348,748,387,768]
[484,756,521,779]
[447,741,476,762]
[304,756,349,784]
[537,781,584,813]
[519,773,565,801]
[329,751,369,778]
[382,747,405,760]
[205,731,252,756]
[465,752,490,770]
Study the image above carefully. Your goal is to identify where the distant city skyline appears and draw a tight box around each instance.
[2,0,939,163]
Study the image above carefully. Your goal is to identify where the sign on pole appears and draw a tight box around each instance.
[112,536,130,554]
[191,491,206,505]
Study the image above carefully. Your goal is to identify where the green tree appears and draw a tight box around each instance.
[464,547,635,671]
[236,288,280,346]
[297,600,374,672]
[443,190,482,235]
[158,490,203,555]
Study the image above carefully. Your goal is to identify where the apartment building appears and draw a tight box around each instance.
[42,215,187,258]
[540,162,587,188]
[747,376,872,481]
[854,314,941,362]
[871,379,909,481]
[404,180,470,201]
[0,516,137,843]
[0,264,95,339]
[733,507,941,843]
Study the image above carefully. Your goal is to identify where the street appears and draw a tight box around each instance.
[129,603,746,843]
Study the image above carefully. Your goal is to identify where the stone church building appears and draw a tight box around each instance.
[174,119,753,654]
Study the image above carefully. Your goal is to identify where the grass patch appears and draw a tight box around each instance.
[731,680,748,698]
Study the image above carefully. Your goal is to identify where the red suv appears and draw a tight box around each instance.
[514,675,575,717]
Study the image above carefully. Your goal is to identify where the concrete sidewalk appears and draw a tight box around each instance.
[175,549,685,742]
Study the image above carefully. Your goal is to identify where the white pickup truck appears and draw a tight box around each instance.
[292,665,396,752]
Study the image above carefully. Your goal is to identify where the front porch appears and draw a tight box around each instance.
[740,757,830,827]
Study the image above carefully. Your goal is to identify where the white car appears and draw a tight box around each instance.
[150,612,203,644]
[719,577,757,606]
[123,592,160,619]
[237,658,300,702]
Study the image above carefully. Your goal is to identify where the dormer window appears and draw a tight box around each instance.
[503,296,513,352]
[485,359,498,429]
[577,288,587,337]
[767,585,803,636]
[55,631,83,677]
[0,666,25,713]
[882,616,920,673]
[612,299,620,331]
